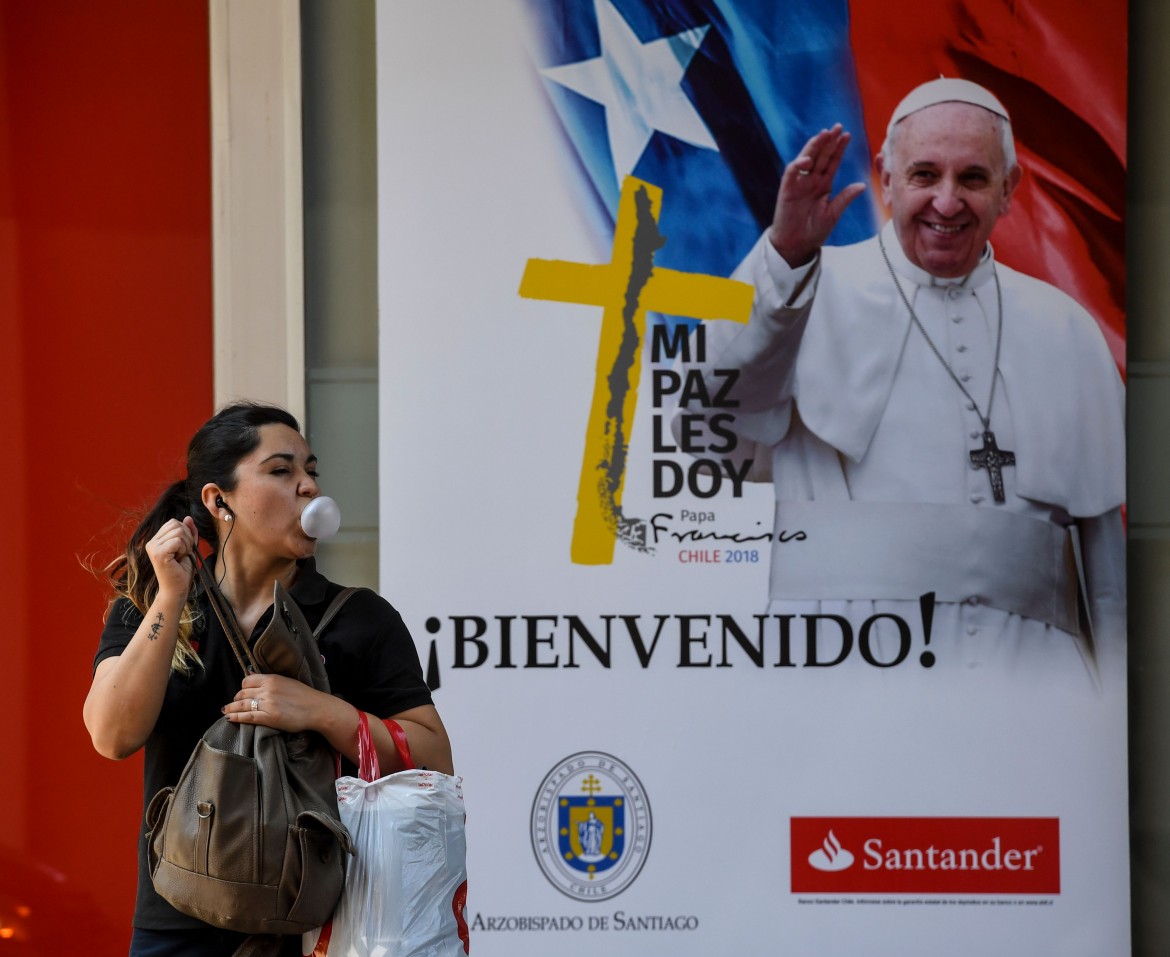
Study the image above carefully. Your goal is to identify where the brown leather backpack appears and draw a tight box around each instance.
[145,556,361,938]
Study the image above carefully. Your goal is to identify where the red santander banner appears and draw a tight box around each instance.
[791,818,1061,895]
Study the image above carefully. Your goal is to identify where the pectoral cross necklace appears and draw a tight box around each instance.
[879,236,1014,504]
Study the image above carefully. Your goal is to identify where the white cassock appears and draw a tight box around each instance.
[676,221,1126,689]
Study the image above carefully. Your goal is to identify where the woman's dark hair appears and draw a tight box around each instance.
[106,402,301,672]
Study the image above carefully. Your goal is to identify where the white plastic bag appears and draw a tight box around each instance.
[306,714,469,957]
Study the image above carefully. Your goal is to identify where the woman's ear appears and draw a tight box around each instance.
[201,483,231,522]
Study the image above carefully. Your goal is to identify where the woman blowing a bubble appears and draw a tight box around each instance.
[83,401,452,957]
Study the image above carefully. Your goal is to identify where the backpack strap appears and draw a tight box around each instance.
[191,548,257,677]
[314,586,369,638]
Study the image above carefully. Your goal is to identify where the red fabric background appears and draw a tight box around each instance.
[0,2,213,951]
[849,0,1127,368]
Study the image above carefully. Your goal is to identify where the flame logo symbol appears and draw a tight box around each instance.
[808,829,855,872]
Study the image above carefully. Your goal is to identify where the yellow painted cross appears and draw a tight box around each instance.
[519,176,753,565]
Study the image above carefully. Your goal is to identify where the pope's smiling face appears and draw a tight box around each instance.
[877,101,1021,279]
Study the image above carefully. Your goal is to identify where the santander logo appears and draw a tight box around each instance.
[808,830,855,872]
[791,817,1060,895]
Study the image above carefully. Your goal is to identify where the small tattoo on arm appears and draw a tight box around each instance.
[149,612,165,640]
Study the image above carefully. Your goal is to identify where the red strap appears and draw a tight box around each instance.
[384,718,415,771]
[311,919,333,957]
[351,711,415,781]
[354,711,379,781]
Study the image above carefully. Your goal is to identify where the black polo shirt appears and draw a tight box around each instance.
[94,557,434,930]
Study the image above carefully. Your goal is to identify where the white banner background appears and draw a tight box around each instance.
[375,3,1129,954]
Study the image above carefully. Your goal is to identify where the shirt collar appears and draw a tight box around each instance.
[879,220,995,290]
[287,556,329,605]
[195,554,329,606]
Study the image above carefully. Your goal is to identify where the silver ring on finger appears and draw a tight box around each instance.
[797,169,811,176]
[251,697,260,712]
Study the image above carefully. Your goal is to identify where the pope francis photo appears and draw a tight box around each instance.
[676,78,1125,688]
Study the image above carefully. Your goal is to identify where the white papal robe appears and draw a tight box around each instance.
[677,222,1126,688]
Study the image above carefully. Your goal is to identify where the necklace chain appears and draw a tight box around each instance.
[878,234,1004,431]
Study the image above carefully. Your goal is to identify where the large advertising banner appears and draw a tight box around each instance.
[376,3,1128,954]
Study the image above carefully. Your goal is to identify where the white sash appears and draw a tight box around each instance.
[768,501,1081,636]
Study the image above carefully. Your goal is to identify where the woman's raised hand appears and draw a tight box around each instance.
[145,517,198,598]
